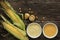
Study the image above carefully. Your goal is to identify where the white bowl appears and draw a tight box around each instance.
[27,23,42,38]
[43,23,58,39]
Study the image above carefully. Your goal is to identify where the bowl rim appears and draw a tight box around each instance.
[43,22,58,39]
[27,23,42,38]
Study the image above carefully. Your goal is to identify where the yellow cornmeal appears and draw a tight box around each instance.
[44,24,56,37]
[28,24,40,37]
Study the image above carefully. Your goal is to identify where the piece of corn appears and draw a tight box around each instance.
[2,21,28,40]
[0,15,26,36]
[0,1,25,31]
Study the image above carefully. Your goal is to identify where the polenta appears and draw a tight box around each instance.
[44,23,57,37]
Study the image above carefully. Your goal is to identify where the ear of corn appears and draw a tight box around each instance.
[0,1,29,40]
[1,21,28,40]
[0,1,25,31]
[0,15,26,36]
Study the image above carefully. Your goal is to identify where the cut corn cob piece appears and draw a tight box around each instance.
[0,15,26,36]
[0,1,25,31]
[2,21,29,40]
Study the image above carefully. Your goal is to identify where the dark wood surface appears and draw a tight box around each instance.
[0,0,60,40]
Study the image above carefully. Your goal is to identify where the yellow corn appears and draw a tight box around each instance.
[2,22,29,40]
[0,1,25,30]
[0,15,26,36]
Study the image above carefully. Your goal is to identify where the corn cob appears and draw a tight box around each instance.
[0,1,25,31]
[0,15,26,36]
[1,21,29,40]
